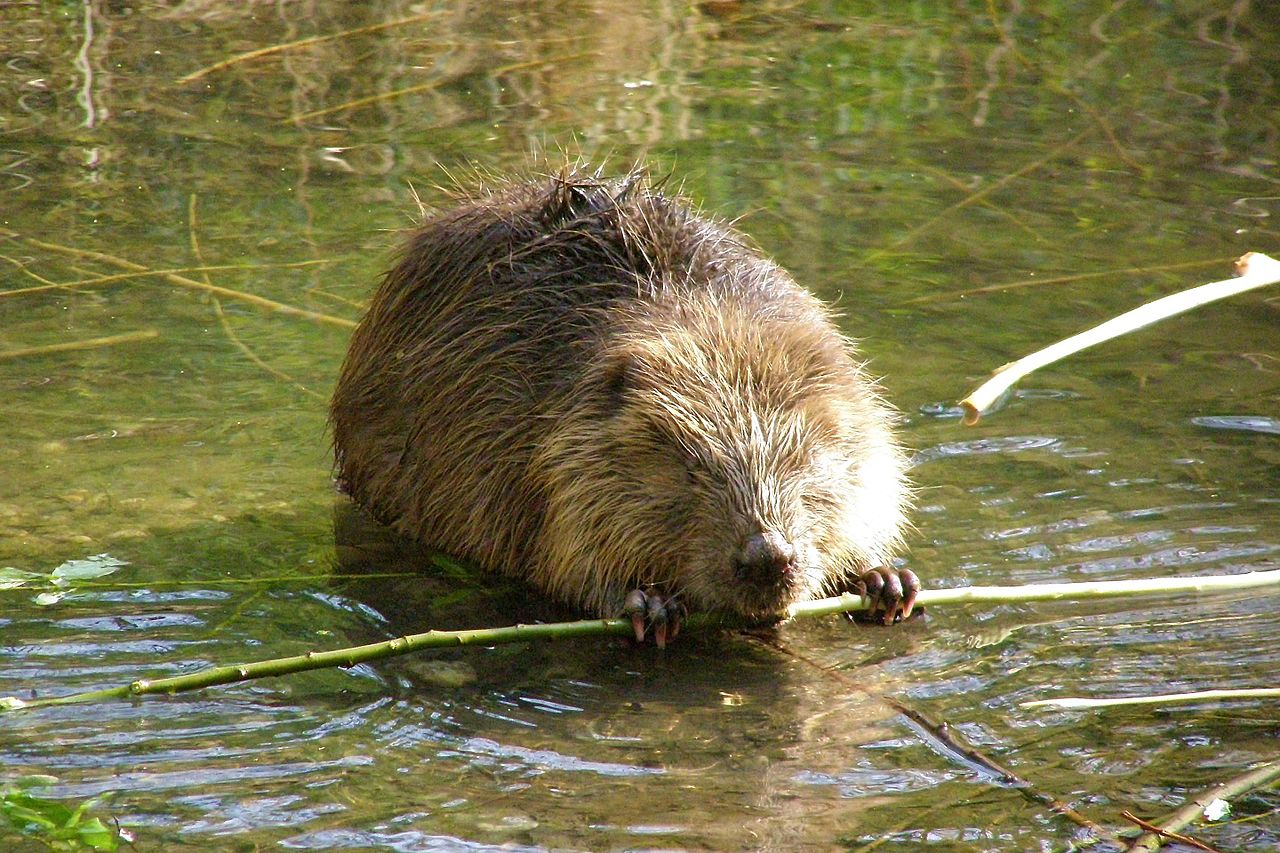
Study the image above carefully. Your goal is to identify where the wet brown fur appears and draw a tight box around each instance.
[331,165,911,621]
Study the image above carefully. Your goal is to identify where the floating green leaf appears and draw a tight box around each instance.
[0,567,44,590]
[0,555,129,606]
[50,555,127,584]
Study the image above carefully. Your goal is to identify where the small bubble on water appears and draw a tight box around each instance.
[918,401,966,419]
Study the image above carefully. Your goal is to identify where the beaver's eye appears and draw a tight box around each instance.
[602,354,634,411]
[674,441,707,482]
[644,418,700,474]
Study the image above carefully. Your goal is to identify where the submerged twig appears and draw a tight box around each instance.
[210,297,325,399]
[862,128,1090,262]
[0,260,339,300]
[287,80,447,124]
[187,194,325,400]
[1057,85,1144,174]
[287,51,598,123]
[755,635,1121,845]
[1128,760,1280,852]
[0,253,65,289]
[907,258,1227,304]
[3,570,1276,712]
[0,228,355,329]
[961,252,1280,424]
[1121,811,1222,853]
[1022,687,1280,711]
[903,157,1046,246]
[0,330,159,361]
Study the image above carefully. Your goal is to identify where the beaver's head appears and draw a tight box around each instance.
[534,291,911,621]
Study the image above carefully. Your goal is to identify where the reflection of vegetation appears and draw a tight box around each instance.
[0,777,124,851]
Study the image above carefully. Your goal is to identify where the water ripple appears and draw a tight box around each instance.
[445,737,665,778]
[44,755,375,799]
[914,435,1062,465]
[280,828,554,852]
[1192,415,1280,435]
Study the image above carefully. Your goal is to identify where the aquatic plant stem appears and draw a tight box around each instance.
[3,569,1278,712]
[960,252,1280,424]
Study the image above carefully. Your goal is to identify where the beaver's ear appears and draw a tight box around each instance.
[542,170,611,226]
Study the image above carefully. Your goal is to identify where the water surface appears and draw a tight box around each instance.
[2,2,1278,850]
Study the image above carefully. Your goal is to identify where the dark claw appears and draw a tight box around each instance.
[898,568,920,620]
[624,589,648,643]
[854,566,922,625]
[647,594,668,648]
[623,588,684,647]
[861,569,884,605]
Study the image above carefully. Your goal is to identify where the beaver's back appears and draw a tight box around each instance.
[334,171,814,560]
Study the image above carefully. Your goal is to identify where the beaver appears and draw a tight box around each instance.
[330,165,916,645]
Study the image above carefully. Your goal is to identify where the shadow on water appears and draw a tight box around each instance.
[332,499,578,635]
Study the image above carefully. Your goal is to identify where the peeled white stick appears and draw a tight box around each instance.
[787,568,1280,619]
[961,252,1280,425]
[1021,687,1280,711]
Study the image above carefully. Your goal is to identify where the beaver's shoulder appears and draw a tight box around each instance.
[392,167,801,311]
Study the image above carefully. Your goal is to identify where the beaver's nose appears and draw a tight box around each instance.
[734,531,796,586]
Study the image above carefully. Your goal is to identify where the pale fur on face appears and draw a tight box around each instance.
[532,291,911,620]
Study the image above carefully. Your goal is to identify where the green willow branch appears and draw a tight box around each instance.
[4,569,1278,712]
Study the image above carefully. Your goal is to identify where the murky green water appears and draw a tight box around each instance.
[2,2,1278,850]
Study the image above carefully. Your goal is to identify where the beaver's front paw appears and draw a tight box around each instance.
[852,566,921,625]
[623,588,686,648]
